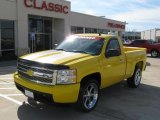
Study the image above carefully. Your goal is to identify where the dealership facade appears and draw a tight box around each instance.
[0,0,126,59]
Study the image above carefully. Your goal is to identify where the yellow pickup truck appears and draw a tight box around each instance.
[14,34,146,112]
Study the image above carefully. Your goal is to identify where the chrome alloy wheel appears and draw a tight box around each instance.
[83,83,98,110]
[134,69,142,86]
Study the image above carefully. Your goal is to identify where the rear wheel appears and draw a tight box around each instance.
[77,79,99,112]
[127,67,142,88]
[151,50,159,57]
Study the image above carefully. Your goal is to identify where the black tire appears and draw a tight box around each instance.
[151,50,159,58]
[127,67,142,88]
[77,79,100,112]
[27,97,37,106]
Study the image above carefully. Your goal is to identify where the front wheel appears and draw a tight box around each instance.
[77,79,99,112]
[127,67,142,88]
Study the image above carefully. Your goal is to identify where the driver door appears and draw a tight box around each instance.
[102,38,126,87]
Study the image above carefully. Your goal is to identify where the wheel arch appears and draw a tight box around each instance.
[80,72,101,88]
[151,49,159,52]
[135,61,144,70]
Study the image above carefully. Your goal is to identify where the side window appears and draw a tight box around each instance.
[105,38,121,57]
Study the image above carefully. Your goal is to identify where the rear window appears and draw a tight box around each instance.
[132,40,146,45]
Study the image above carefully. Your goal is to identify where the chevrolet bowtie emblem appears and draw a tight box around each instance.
[27,70,34,76]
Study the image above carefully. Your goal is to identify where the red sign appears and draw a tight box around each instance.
[24,0,69,14]
[108,22,125,30]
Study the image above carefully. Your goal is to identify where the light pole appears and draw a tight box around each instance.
[133,29,136,40]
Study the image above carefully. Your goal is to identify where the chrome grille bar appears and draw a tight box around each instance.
[17,59,55,85]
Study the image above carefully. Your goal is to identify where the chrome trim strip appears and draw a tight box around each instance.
[19,75,55,85]
[18,69,27,74]
[33,72,53,79]
[18,63,54,72]
[18,69,53,80]
[18,66,28,72]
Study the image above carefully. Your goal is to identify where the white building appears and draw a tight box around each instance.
[141,29,160,42]
[122,31,141,40]
[0,0,126,60]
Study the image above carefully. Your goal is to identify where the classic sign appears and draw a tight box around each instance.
[24,0,69,14]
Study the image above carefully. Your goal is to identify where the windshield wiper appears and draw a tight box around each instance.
[55,48,66,51]
[69,50,90,54]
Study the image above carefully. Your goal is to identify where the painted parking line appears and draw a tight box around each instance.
[0,82,14,84]
[0,94,22,105]
[5,94,23,97]
[0,74,14,77]
[0,78,13,80]
[0,88,16,90]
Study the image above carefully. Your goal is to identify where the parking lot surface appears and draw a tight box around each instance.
[0,57,160,120]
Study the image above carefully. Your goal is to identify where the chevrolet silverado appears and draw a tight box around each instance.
[14,34,147,112]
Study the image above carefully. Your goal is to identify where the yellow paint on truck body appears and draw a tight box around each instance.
[14,73,80,103]
[14,34,146,103]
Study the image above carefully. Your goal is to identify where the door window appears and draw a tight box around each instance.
[105,38,121,57]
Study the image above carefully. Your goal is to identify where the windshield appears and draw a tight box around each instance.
[55,36,104,55]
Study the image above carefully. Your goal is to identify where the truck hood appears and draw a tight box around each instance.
[21,50,93,65]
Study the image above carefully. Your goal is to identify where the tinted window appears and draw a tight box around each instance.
[0,20,15,60]
[132,40,146,45]
[106,38,121,54]
[1,21,14,29]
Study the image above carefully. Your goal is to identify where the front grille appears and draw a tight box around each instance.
[17,58,69,85]
[18,71,53,84]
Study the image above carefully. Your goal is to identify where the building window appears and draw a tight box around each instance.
[28,15,52,52]
[98,29,109,34]
[91,28,98,33]
[76,27,83,33]
[0,20,15,60]
[85,28,98,33]
[71,26,109,34]
[71,26,76,34]
[102,29,109,34]
[71,26,83,34]
[85,28,92,33]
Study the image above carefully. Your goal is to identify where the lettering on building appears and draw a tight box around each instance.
[108,22,125,30]
[24,0,69,14]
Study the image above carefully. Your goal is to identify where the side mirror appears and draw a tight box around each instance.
[105,49,120,58]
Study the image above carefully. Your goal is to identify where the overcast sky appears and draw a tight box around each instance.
[67,0,160,32]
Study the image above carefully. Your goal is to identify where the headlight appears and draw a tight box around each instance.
[56,69,77,84]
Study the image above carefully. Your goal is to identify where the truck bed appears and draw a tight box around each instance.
[124,46,146,52]
[123,47,147,79]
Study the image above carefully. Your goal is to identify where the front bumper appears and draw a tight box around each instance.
[14,73,80,103]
